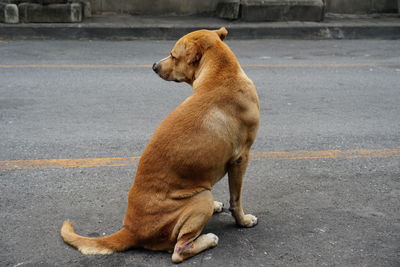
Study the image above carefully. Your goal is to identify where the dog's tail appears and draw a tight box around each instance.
[61,221,136,255]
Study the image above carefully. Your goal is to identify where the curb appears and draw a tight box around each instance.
[1,16,400,40]
[1,25,400,40]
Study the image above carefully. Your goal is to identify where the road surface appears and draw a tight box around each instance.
[1,39,399,266]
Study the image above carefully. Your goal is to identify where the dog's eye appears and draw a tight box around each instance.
[170,53,176,60]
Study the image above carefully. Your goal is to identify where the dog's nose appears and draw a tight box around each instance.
[152,62,159,73]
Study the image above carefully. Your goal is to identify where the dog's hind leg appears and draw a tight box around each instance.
[171,190,216,263]
[172,233,219,263]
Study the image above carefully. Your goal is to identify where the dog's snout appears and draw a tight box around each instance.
[152,62,159,73]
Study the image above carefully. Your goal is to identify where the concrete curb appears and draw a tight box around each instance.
[1,15,400,40]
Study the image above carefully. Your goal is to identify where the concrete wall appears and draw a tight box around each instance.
[90,0,225,15]
[89,0,399,15]
[325,0,398,13]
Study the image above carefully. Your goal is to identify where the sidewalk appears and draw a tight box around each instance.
[1,13,400,40]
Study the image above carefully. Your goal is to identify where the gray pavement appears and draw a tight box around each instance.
[1,39,400,266]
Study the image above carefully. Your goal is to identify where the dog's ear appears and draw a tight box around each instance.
[186,41,202,65]
[214,27,228,41]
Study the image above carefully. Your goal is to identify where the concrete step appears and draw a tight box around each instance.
[0,0,90,23]
[18,3,82,23]
[1,14,399,40]
[0,2,19,23]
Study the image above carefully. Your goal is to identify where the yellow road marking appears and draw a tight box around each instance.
[0,157,140,171]
[0,63,399,69]
[250,149,400,160]
[243,63,400,68]
[1,149,399,171]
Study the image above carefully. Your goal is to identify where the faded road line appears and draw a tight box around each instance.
[0,64,151,69]
[1,149,399,171]
[250,149,400,160]
[0,63,399,69]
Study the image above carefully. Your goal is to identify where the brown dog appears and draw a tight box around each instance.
[61,27,260,263]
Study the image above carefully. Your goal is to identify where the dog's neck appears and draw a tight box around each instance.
[192,43,242,92]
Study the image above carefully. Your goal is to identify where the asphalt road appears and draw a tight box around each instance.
[0,39,399,267]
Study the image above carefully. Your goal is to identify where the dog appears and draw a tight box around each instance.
[61,27,260,263]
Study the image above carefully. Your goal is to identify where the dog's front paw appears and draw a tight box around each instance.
[213,201,224,213]
[239,214,258,228]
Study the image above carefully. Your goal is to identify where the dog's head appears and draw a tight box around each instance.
[152,27,228,84]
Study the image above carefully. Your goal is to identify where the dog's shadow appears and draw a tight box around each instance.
[62,210,276,266]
